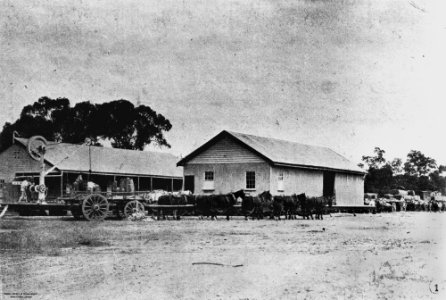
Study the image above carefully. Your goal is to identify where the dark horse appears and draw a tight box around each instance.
[195,190,245,220]
[241,191,273,220]
[273,195,299,220]
[299,193,333,220]
[157,193,195,220]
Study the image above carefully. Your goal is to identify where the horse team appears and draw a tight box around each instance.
[156,190,333,221]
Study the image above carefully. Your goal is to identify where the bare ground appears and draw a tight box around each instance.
[1,212,445,300]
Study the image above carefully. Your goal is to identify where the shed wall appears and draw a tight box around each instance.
[184,163,270,194]
[270,166,324,197]
[334,173,364,206]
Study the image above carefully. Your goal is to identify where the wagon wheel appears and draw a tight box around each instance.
[123,200,145,218]
[82,194,109,221]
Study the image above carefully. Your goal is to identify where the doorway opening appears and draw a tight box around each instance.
[184,175,195,193]
[323,171,335,197]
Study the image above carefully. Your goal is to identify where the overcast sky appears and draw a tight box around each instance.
[1,0,445,166]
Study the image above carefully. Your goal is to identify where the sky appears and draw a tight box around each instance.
[1,0,445,166]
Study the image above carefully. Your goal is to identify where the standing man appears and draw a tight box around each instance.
[19,178,30,202]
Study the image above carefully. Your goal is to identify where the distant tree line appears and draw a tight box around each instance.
[359,147,446,195]
[0,97,172,152]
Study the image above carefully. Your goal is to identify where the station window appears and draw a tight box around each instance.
[203,171,215,190]
[246,171,256,189]
[13,150,20,159]
[278,172,284,191]
[204,171,214,181]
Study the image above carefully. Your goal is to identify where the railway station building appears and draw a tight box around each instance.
[177,130,365,206]
[0,137,183,201]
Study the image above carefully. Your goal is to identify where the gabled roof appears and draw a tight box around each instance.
[14,138,182,178]
[177,130,365,174]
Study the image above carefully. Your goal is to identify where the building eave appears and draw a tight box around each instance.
[272,162,366,175]
[59,169,183,179]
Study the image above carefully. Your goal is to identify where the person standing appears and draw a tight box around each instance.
[19,178,30,202]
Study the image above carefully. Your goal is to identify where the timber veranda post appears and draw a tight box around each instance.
[38,146,46,202]
[60,171,64,198]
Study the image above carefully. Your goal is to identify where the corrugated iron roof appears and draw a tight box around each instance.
[178,130,365,174]
[15,138,182,177]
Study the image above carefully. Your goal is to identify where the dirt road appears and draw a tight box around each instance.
[1,212,445,299]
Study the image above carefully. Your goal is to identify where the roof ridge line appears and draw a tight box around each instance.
[226,130,332,150]
[16,137,178,157]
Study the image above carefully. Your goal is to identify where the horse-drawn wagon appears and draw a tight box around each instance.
[0,135,192,221]
[0,188,197,221]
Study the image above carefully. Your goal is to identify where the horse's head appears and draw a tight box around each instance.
[273,195,284,203]
[232,189,246,200]
[296,193,306,203]
[258,191,272,201]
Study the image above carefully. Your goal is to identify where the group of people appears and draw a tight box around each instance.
[19,175,142,201]
[66,175,101,194]
[68,175,137,195]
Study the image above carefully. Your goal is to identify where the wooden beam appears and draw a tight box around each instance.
[60,171,64,197]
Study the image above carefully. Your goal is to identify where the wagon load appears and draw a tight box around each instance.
[119,178,135,193]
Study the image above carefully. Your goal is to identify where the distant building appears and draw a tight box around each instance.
[177,130,365,206]
[0,137,183,201]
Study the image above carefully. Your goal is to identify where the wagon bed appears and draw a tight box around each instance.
[1,190,163,221]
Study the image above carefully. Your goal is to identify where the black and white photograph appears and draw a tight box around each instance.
[0,0,445,299]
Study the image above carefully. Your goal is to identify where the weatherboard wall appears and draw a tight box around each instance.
[334,173,364,206]
[187,136,265,165]
[183,163,271,194]
[269,166,324,197]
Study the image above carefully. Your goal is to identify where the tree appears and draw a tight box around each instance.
[403,150,437,177]
[93,100,172,150]
[430,171,446,195]
[390,158,403,175]
[0,97,172,151]
[361,147,387,170]
[364,164,394,194]
[361,147,394,194]
[360,147,446,194]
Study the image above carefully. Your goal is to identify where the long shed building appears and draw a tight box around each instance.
[0,137,183,201]
[177,130,365,206]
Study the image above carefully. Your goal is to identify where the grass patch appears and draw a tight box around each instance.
[0,222,25,230]
[0,219,113,254]
[307,229,325,233]
[77,238,110,247]
[346,226,389,231]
